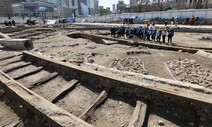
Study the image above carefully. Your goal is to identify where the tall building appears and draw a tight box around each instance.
[117,0,126,13]
[0,0,13,17]
[112,4,117,13]
[11,0,26,3]
[94,0,98,14]
[106,7,110,12]
[130,0,139,5]
[47,0,64,6]
[87,0,94,14]
[68,0,79,17]
[58,6,73,17]
[12,0,57,18]
[80,2,89,15]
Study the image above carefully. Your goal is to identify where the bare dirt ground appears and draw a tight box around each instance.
[173,32,212,48]
[31,30,212,81]
[83,30,212,49]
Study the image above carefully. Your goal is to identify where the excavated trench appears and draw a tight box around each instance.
[0,51,212,127]
[0,75,55,127]
[0,26,212,126]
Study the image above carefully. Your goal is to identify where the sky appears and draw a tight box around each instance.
[99,0,129,9]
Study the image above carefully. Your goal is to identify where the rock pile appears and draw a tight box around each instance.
[109,58,148,75]
[166,58,212,88]
[201,34,212,41]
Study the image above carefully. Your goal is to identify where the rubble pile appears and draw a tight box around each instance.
[166,58,212,88]
[201,34,212,41]
[109,58,148,75]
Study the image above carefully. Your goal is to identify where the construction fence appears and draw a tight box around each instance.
[75,9,212,22]
[0,9,212,24]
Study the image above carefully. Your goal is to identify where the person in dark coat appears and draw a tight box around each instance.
[168,28,174,44]
[164,20,168,26]
[171,17,174,26]
[123,18,127,25]
[129,18,133,25]
[8,20,12,27]
[110,26,116,37]
[136,26,143,39]
[12,20,16,26]
[126,26,133,38]
[4,21,8,26]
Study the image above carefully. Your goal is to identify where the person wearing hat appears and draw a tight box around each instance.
[162,28,168,43]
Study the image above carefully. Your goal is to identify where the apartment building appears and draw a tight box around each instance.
[0,0,13,17]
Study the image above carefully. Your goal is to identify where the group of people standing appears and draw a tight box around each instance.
[110,23,175,44]
[123,18,134,25]
[4,20,16,27]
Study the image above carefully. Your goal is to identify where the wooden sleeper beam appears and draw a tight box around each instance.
[0,59,22,67]
[50,79,79,103]
[29,72,58,89]
[0,55,16,61]
[80,90,108,121]
[128,101,147,127]
[2,62,31,73]
[13,67,43,80]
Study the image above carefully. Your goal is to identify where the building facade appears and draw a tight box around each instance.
[117,0,126,13]
[58,6,73,17]
[68,0,79,17]
[112,4,117,13]
[0,0,13,17]
[12,1,58,18]
[80,2,89,16]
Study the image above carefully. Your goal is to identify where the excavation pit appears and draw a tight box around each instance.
[0,26,212,126]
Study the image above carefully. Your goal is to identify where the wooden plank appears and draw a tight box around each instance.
[0,70,94,127]
[0,55,16,61]
[50,79,79,103]
[102,39,118,45]
[6,120,21,127]
[80,90,108,121]
[2,62,31,73]
[29,72,58,89]
[0,59,22,67]
[128,101,147,127]
[13,67,43,80]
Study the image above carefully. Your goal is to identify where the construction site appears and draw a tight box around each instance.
[0,23,212,127]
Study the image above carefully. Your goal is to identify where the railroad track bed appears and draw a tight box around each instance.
[0,82,52,127]
[0,51,212,127]
[8,28,57,41]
